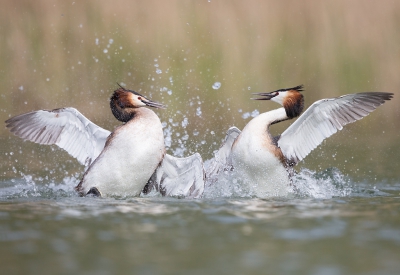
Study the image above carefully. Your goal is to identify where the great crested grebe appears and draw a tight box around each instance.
[206,85,393,197]
[6,86,205,198]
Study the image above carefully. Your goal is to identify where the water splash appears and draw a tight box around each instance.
[293,168,352,198]
[212,82,221,90]
[1,176,78,200]
[196,107,202,117]
[2,166,392,201]
[250,109,259,117]
[203,165,354,199]
[241,109,259,119]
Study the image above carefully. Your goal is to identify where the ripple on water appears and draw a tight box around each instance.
[1,167,395,203]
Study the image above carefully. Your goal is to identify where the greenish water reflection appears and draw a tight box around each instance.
[1,180,400,275]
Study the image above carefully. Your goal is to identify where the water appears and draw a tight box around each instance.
[2,1,400,274]
[1,171,400,275]
[212,82,221,90]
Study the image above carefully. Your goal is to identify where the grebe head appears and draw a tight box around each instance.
[110,85,166,122]
[252,85,304,118]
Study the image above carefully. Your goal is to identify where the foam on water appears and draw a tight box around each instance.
[292,168,352,198]
[1,165,388,201]
[202,162,353,199]
[1,166,356,199]
[1,176,78,200]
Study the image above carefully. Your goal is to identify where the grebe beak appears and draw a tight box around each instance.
[251,92,278,101]
[141,98,167,109]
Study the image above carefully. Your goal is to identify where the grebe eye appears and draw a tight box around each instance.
[138,96,142,101]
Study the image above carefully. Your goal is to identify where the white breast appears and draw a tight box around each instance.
[79,113,165,197]
[230,116,292,197]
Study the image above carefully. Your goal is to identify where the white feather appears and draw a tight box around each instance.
[6,108,111,166]
[205,126,241,178]
[278,92,392,163]
[151,153,205,198]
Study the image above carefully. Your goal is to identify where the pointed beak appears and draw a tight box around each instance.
[251,92,277,100]
[141,98,167,109]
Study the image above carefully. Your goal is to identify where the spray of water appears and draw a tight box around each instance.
[3,53,384,200]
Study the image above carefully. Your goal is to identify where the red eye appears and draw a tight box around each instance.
[138,97,142,101]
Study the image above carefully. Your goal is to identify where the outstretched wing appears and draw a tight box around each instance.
[5,107,111,166]
[147,153,205,198]
[278,92,393,164]
[205,126,241,178]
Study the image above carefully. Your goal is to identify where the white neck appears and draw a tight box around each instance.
[244,107,288,133]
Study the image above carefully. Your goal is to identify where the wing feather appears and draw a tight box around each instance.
[149,153,205,198]
[5,107,111,166]
[205,126,241,178]
[278,92,393,164]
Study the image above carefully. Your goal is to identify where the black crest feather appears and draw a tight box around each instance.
[275,84,304,93]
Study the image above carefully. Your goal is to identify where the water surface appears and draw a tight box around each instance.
[1,174,399,275]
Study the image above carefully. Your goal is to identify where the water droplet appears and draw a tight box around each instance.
[109,39,114,44]
[196,107,202,116]
[251,109,259,117]
[212,82,221,90]
[242,112,250,119]
[18,86,24,91]
[181,118,188,128]
[95,38,99,45]
[155,68,162,74]
[103,49,108,53]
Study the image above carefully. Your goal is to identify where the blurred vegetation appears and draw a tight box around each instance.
[1,0,400,182]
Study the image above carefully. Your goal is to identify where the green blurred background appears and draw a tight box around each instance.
[1,0,399,183]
